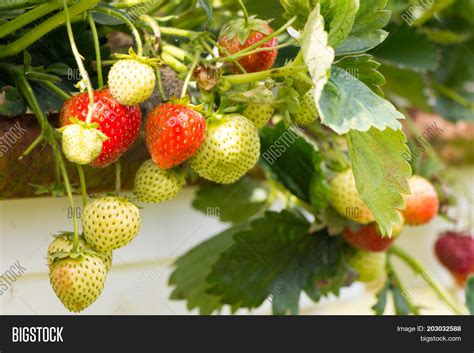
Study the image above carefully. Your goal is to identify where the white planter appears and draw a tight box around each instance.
[1,166,472,315]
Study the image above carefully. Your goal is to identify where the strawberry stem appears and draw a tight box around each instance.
[0,1,61,39]
[223,64,307,85]
[0,0,101,59]
[62,0,95,124]
[77,165,88,208]
[161,52,187,73]
[19,133,44,161]
[87,12,103,88]
[94,6,143,57]
[217,17,297,66]
[213,41,296,63]
[181,51,201,98]
[16,74,80,252]
[115,159,122,195]
[41,80,72,100]
[390,246,466,315]
[237,0,249,27]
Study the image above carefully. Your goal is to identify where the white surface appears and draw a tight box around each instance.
[1,167,472,315]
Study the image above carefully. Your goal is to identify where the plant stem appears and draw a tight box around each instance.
[62,0,95,124]
[224,65,307,85]
[221,16,296,64]
[387,256,420,315]
[115,159,121,194]
[41,81,71,100]
[87,12,103,88]
[161,43,191,61]
[237,0,249,26]
[161,52,187,73]
[0,0,47,11]
[214,41,296,63]
[155,67,167,101]
[0,2,62,39]
[0,0,100,59]
[94,6,143,56]
[432,82,474,111]
[139,14,161,43]
[19,133,44,160]
[158,26,198,38]
[16,74,80,252]
[390,246,466,315]
[181,52,200,98]
[77,165,87,208]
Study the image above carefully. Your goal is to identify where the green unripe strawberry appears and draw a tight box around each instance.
[49,253,107,313]
[347,250,387,283]
[329,169,375,224]
[60,123,108,165]
[47,233,113,272]
[191,114,260,184]
[108,59,156,106]
[134,160,185,203]
[292,88,318,125]
[82,196,141,252]
[242,88,275,128]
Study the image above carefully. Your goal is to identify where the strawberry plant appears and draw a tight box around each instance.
[0,0,473,315]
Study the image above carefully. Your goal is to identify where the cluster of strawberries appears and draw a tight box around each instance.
[329,169,474,287]
[48,18,283,313]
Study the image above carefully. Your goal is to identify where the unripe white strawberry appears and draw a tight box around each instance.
[347,250,387,283]
[82,196,141,252]
[292,88,318,125]
[242,88,274,128]
[329,169,375,224]
[60,123,108,165]
[47,233,113,272]
[49,253,107,313]
[191,114,260,184]
[134,160,185,203]
[108,59,155,106]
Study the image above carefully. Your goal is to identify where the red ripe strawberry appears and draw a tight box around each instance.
[218,18,278,73]
[145,103,206,169]
[343,219,404,252]
[403,176,439,225]
[60,89,142,168]
[435,231,474,286]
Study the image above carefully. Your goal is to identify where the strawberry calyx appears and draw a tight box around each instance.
[48,247,101,264]
[113,47,162,68]
[220,16,272,44]
[57,117,105,137]
[168,97,208,116]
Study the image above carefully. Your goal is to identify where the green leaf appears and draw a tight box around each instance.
[372,25,439,72]
[0,86,26,117]
[259,121,323,203]
[336,54,386,96]
[280,0,312,29]
[207,211,346,314]
[301,4,335,109]
[23,50,32,71]
[379,65,431,111]
[347,128,412,236]
[192,177,270,224]
[46,63,71,76]
[410,0,455,26]
[318,67,404,134]
[466,276,474,315]
[391,285,411,315]
[197,0,213,24]
[320,0,359,48]
[434,41,474,122]
[336,0,390,55]
[169,224,249,315]
[372,280,389,315]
